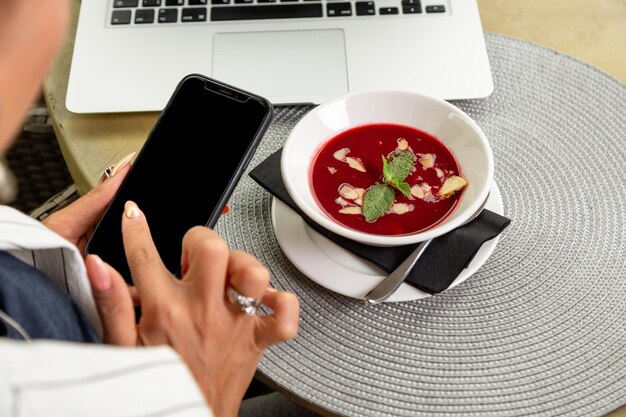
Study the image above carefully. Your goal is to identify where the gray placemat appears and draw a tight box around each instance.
[215,33,626,416]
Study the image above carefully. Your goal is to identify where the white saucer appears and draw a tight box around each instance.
[271,181,504,302]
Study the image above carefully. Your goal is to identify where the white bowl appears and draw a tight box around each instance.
[281,90,494,247]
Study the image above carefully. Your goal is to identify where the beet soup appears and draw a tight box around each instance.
[310,123,467,236]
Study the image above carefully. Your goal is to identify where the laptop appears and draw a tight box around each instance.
[66,0,493,113]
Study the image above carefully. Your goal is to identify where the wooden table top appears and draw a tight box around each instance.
[43,3,626,414]
[44,0,626,195]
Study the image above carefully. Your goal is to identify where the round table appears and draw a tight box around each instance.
[216,33,626,416]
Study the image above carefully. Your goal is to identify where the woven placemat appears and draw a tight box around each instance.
[215,33,626,416]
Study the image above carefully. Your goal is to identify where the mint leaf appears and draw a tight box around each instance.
[395,181,412,197]
[362,184,395,222]
[382,151,416,196]
[387,151,416,182]
[388,178,411,197]
[382,155,392,183]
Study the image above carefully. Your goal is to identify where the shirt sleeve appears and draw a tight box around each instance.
[0,205,101,335]
[0,338,214,417]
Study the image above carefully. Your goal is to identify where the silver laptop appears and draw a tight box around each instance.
[66,0,493,113]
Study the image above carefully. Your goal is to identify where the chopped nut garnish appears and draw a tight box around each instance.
[354,187,365,206]
[345,156,366,172]
[338,183,359,200]
[410,184,424,199]
[327,167,337,174]
[424,192,438,203]
[333,148,350,161]
[397,138,409,151]
[419,153,436,169]
[339,206,362,215]
[335,197,350,207]
[435,168,444,178]
[391,203,414,215]
[420,183,432,194]
[438,175,467,199]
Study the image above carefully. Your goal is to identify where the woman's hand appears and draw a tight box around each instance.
[43,152,230,253]
[85,201,300,417]
[42,153,135,253]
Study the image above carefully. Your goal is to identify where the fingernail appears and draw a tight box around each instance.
[110,152,136,177]
[90,255,112,293]
[266,287,278,293]
[124,201,142,219]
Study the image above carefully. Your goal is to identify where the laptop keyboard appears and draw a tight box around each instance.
[110,0,447,24]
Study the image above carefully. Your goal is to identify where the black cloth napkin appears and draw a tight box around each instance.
[249,148,511,294]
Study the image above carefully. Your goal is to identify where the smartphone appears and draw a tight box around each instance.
[85,74,273,284]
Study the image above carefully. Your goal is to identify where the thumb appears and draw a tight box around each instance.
[66,152,135,227]
[86,255,137,346]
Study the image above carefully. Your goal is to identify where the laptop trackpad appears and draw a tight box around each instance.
[212,30,348,100]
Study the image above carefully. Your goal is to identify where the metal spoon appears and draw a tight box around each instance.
[363,194,490,304]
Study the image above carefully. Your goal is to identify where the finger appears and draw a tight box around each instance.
[227,251,271,306]
[86,255,137,346]
[41,154,134,249]
[76,225,96,254]
[127,284,141,306]
[122,201,171,296]
[57,152,135,229]
[180,226,230,295]
[254,289,300,348]
[99,152,136,184]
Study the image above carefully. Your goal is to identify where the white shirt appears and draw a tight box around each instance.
[0,205,213,417]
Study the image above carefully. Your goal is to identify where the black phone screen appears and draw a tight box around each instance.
[86,75,272,283]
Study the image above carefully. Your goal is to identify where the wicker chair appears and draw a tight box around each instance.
[5,103,78,220]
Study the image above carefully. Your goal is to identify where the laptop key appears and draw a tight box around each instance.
[142,0,161,6]
[165,0,184,5]
[135,9,155,23]
[425,5,445,13]
[355,1,375,15]
[158,8,178,22]
[211,4,323,20]
[111,10,132,24]
[189,0,208,4]
[234,0,254,3]
[402,5,421,13]
[212,0,230,5]
[182,7,207,21]
[114,0,138,7]
[379,6,398,14]
[327,3,351,17]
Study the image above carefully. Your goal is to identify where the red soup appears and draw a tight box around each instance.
[310,123,467,236]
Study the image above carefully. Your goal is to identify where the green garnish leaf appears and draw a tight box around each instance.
[387,150,416,182]
[363,150,416,222]
[395,181,412,197]
[362,184,395,222]
[382,155,392,183]
[388,178,411,197]
[382,151,416,196]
